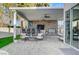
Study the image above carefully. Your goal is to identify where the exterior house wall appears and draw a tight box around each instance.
[64,3,76,12]
[64,3,79,50]
[64,3,77,41]
[32,20,58,35]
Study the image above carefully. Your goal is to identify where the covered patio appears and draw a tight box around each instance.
[0,6,79,55]
[9,7,64,42]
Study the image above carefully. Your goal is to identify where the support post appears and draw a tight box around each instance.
[63,10,66,44]
[13,10,17,42]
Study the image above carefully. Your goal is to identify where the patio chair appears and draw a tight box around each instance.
[35,32,44,40]
[21,28,29,41]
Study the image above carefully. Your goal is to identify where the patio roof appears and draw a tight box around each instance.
[9,7,64,21]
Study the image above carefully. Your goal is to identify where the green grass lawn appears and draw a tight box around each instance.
[0,36,13,48]
[0,35,21,48]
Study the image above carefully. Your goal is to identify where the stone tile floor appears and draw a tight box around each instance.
[1,36,79,55]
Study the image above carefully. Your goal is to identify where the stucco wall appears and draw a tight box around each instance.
[0,27,20,34]
[64,3,77,12]
[32,20,58,35]
[0,32,13,38]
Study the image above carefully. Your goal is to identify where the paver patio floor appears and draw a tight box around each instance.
[1,36,79,55]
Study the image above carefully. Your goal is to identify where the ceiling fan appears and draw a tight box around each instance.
[44,14,50,18]
[42,14,50,21]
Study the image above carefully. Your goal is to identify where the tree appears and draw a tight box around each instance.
[3,3,14,7]
[2,3,49,7]
[16,3,49,7]
[0,9,3,18]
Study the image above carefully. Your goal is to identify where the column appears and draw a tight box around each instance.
[64,10,66,44]
[13,10,17,42]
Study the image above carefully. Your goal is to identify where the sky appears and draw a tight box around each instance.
[49,3,64,8]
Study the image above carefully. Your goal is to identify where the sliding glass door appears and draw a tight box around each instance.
[71,4,79,49]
